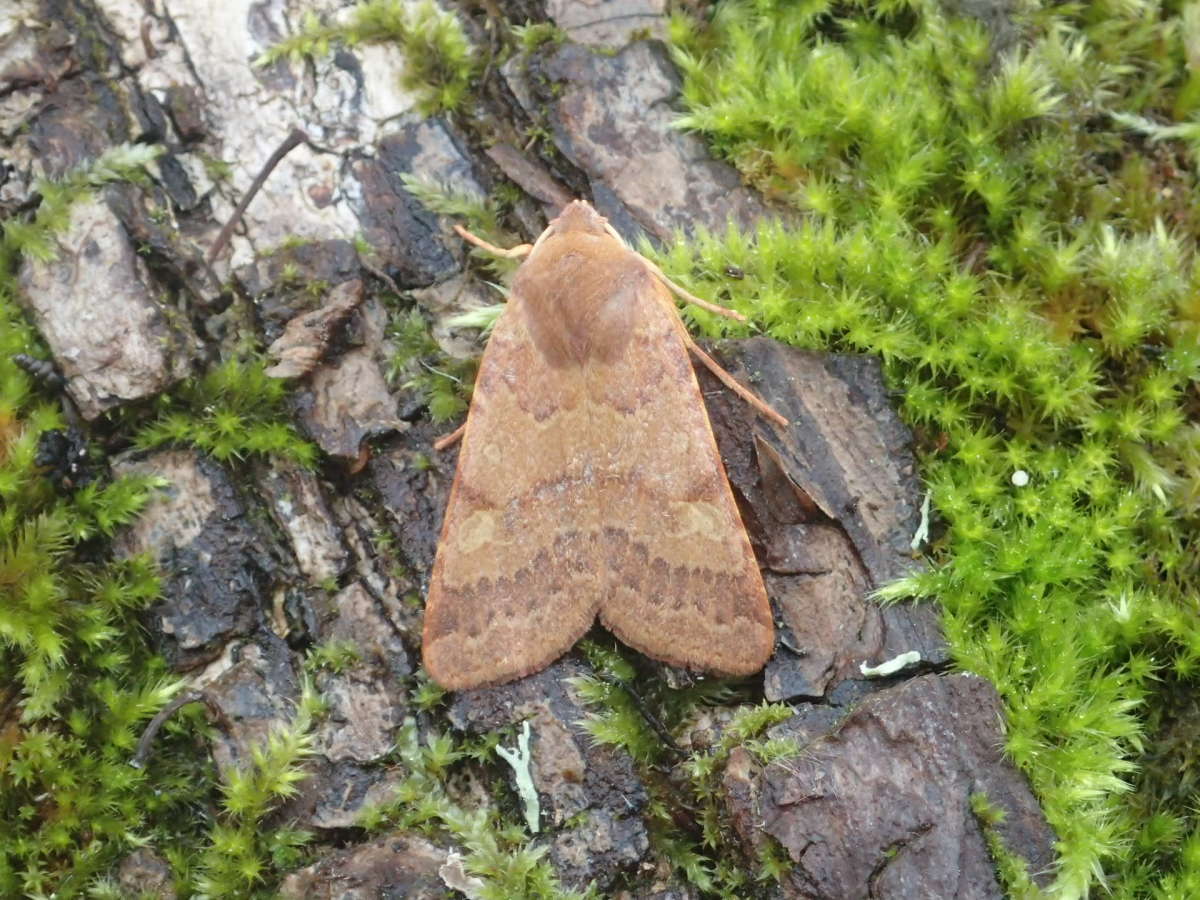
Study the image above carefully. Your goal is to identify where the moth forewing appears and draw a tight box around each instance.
[422,200,776,690]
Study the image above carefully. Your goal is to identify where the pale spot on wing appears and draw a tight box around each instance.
[669,500,727,540]
[453,509,496,555]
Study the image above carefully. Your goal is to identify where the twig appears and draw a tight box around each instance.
[621,680,683,758]
[359,256,403,295]
[130,690,210,769]
[434,422,466,451]
[207,128,310,264]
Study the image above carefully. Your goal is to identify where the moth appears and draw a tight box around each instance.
[422,200,785,690]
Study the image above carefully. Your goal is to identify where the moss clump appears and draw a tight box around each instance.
[191,684,320,898]
[662,0,1200,895]
[132,355,318,466]
[379,176,528,423]
[571,638,794,895]
[971,792,1043,897]
[387,307,477,423]
[0,143,163,269]
[0,147,217,898]
[359,716,597,899]
[257,0,477,116]
[0,139,324,897]
[400,172,523,285]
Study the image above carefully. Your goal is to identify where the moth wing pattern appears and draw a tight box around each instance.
[423,200,775,690]
[422,295,601,690]
[589,273,774,676]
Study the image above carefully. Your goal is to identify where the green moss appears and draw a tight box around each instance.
[10,2,1200,897]
[511,21,567,52]
[387,306,476,423]
[198,152,234,184]
[663,0,1200,895]
[0,144,216,898]
[132,355,318,465]
[754,836,792,886]
[410,670,448,711]
[384,177,517,404]
[0,143,162,269]
[360,716,598,899]
[571,638,791,895]
[971,793,1045,898]
[257,0,477,116]
[401,173,523,281]
[305,639,362,675]
[192,682,321,897]
[0,139,332,897]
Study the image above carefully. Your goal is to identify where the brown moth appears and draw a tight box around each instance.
[422,200,781,690]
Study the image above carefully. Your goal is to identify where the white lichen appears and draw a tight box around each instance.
[860,650,922,678]
[909,490,932,550]
[496,719,540,834]
[439,850,486,899]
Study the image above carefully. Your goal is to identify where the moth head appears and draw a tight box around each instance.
[551,199,607,234]
[537,200,629,251]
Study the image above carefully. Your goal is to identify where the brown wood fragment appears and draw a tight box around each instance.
[264,279,364,379]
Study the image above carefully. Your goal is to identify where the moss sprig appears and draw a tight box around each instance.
[359,716,597,899]
[257,0,477,116]
[0,143,162,269]
[192,682,321,898]
[387,307,477,423]
[132,355,318,465]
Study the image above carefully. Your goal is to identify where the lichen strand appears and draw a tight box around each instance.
[662,1,1200,896]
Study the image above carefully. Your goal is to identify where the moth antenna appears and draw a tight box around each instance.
[453,225,533,259]
[434,422,466,451]
[602,222,631,248]
[642,258,749,324]
[679,329,789,428]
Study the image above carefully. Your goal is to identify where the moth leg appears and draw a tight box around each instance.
[681,331,790,428]
[642,259,748,323]
[454,225,533,259]
[433,422,466,451]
